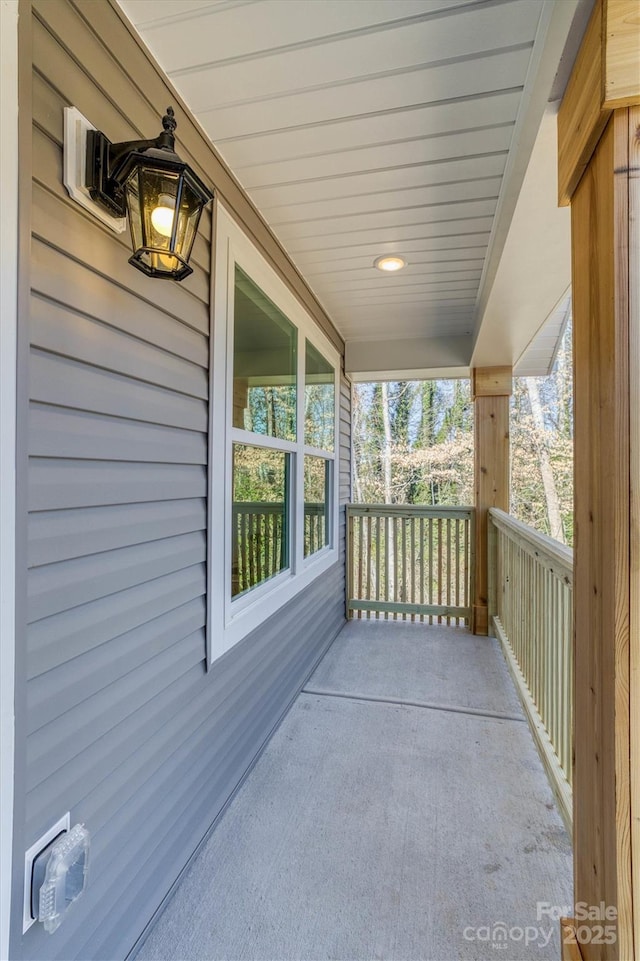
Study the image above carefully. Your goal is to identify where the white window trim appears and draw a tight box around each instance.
[208,202,340,665]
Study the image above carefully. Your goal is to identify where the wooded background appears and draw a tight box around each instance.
[353,320,573,546]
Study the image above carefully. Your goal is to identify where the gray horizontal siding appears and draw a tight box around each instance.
[27,565,207,678]
[24,575,345,961]
[13,3,349,961]
[27,531,207,622]
[26,597,208,731]
[31,215,210,349]
[28,500,207,566]
[28,459,208,510]
[31,349,209,431]
[29,293,209,397]
[79,563,345,961]
[29,404,208,464]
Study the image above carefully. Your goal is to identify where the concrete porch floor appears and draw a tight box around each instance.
[135,621,573,961]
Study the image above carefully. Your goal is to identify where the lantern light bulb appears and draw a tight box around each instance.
[151,198,175,238]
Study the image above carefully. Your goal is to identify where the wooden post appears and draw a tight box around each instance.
[232,376,249,429]
[558,1,639,956]
[471,366,512,635]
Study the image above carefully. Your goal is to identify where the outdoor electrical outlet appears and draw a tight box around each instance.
[30,833,66,920]
[23,813,70,933]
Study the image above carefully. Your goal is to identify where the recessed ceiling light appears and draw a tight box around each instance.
[374,255,407,272]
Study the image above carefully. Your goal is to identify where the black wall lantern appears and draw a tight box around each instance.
[86,107,213,281]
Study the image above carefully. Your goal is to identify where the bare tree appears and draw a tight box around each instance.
[381,382,393,505]
[525,377,566,544]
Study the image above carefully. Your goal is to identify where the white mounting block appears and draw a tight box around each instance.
[63,107,126,234]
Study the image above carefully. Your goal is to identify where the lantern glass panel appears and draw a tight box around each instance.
[125,170,144,255]
[140,168,181,252]
[174,177,203,264]
[138,250,185,275]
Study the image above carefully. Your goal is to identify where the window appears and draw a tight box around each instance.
[232,444,289,596]
[233,266,296,440]
[305,341,334,450]
[304,455,330,557]
[304,342,334,558]
[209,205,340,662]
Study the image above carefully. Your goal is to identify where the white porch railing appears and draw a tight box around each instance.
[232,502,326,595]
[488,507,573,831]
[347,504,475,625]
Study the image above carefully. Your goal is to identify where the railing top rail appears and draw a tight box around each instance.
[234,502,325,513]
[489,507,573,582]
[347,503,474,520]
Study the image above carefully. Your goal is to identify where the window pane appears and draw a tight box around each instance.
[304,456,330,557]
[233,266,297,441]
[305,341,334,451]
[232,445,289,598]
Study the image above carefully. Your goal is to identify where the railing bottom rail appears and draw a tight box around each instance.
[348,600,471,620]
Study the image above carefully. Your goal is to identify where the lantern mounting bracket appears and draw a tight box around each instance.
[86,107,179,219]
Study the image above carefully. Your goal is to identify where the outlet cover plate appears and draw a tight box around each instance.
[23,813,70,933]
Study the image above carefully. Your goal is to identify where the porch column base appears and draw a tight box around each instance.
[471,604,488,636]
[560,919,584,961]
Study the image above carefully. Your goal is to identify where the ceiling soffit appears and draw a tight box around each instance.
[118,0,581,374]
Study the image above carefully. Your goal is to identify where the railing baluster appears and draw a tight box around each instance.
[419,516,425,623]
[357,515,364,619]
[242,513,249,591]
[410,515,416,622]
[487,507,573,832]
[248,513,256,588]
[384,515,390,620]
[257,514,264,585]
[446,518,451,626]
[346,509,353,619]
[428,516,434,626]
[455,519,460,625]
[463,518,469,620]
[401,515,407,621]
[437,518,443,624]
[274,512,278,576]
[365,515,372,619]
[264,512,270,579]
[393,515,399,621]
[375,515,381,619]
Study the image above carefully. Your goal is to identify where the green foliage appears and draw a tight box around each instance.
[232,444,287,503]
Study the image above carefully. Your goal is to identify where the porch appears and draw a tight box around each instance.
[134,618,572,961]
[3,2,638,959]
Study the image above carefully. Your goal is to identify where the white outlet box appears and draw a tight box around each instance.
[23,813,70,933]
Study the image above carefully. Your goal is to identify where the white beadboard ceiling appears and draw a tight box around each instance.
[515,291,571,377]
[118,0,585,373]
